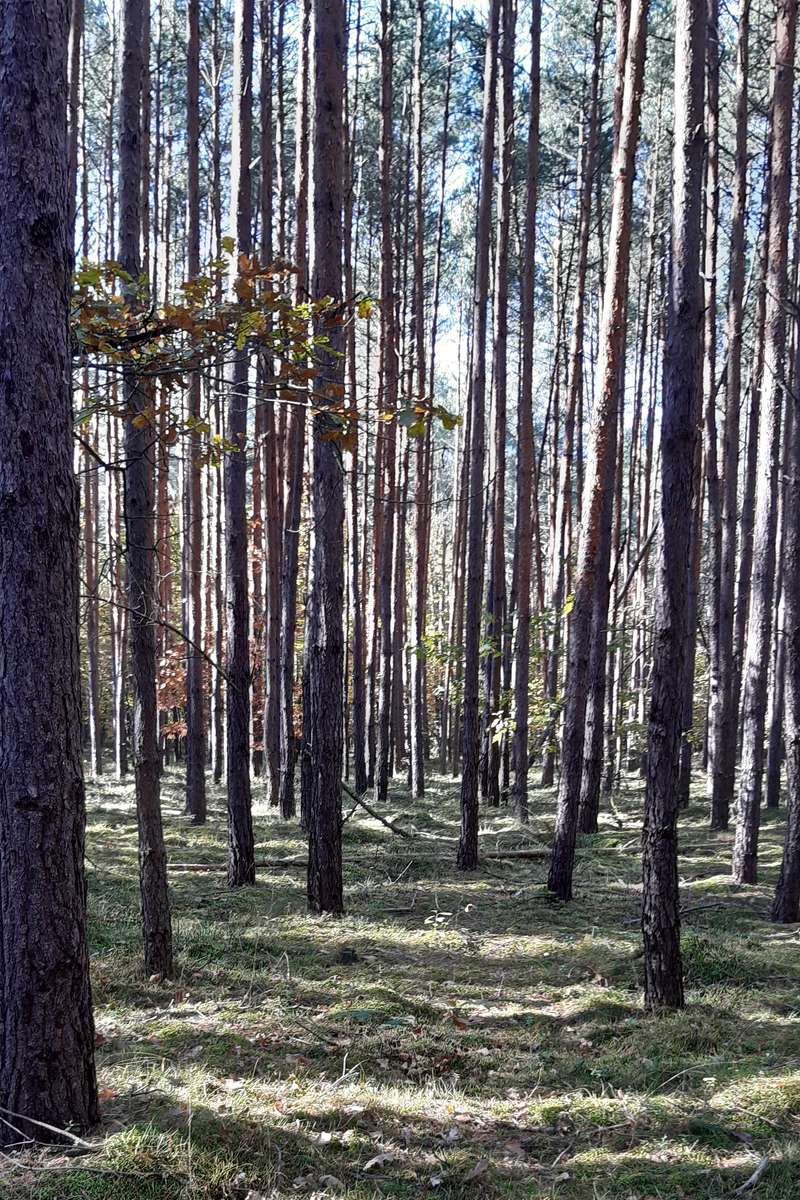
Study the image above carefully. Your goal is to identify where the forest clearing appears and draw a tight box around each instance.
[9,772,800,1200]
[4,0,800,1192]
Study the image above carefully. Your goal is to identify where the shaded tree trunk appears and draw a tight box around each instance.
[374,0,398,808]
[709,0,749,829]
[0,0,98,1141]
[184,0,207,824]
[279,0,311,818]
[304,0,346,913]
[120,0,173,975]
[510,0,541,821]
[733,0,796,885]
[226,0,256,886]
[641,0,705,1010]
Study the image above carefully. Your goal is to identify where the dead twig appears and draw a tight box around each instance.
[733,1155,769,1194]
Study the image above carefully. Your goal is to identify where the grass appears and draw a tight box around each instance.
[4,767,800,1199]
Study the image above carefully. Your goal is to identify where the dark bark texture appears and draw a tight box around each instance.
[304,0,346,914]
[225,0,256,887]
[641,0,706,1011]
[0,0,98,1142]
[120,0,173,975]
[733,0,796,885]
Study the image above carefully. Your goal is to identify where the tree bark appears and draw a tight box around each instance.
[733,0,796,885]
[457,0,499,870]
[548,0,648,900]
[373,0,398,808]
[510,0,541,820]
[184,0,207,824]
[226,0,256,887]
[278,0,311,818]
[641,0,705,1010]
[709,0,749,829]
[304,0,346,913]
[120,0,173,975]
[0,0,99,1141]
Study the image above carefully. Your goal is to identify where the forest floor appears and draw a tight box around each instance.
[6,769,800,1200]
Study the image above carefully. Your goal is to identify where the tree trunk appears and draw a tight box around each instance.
[226,0,256,887]
[457,0,499,870]
[304,0,346,913]
[511,0,541,820]
[279,0,311,818]
[773,359,800,918]
[120,0,173,976]
[709,0,749,829]
[482,0,514,809]
[641,0,705,1010]
[548,0,648,900]
[409,0,428,801]
[733,0,796,885]
[184,0,206,824]
[373,0,398,808]
[0,0,98,1141]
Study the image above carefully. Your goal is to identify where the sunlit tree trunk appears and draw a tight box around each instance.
[458,0,498,869]
[548,0,648,900]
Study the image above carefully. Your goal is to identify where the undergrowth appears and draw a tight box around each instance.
[4,769,800,1199]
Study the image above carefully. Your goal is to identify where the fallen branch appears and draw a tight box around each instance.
[482,848,551,861]
[340,782,411,837]
[169,857,306,872]
[733,1155,769,1194]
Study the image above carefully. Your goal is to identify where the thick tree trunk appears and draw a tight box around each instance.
[0,0,98,1141]
[226,0,256,887]
[304,0,346,913]
[733,0,796,885]
[641,0,705,1010]
[548,0,648,900]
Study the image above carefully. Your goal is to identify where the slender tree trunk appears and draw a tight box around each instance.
[184,0,206,823]
[226,0,256,887]
[548,0,648,900]
[773,358,800,919]
[0,0,98,1140]
[304,0,346,913]
[482,0,514,809]
[374,0,398,807]
[344,0,368,798]
[510,0,541,820]
[709,0,749,828]
[733,0,796,885]
[261,0,282,807]
[279,0,311,817]
[409,0,428,800]
[120,0,173,976]
[457,0,499,870]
